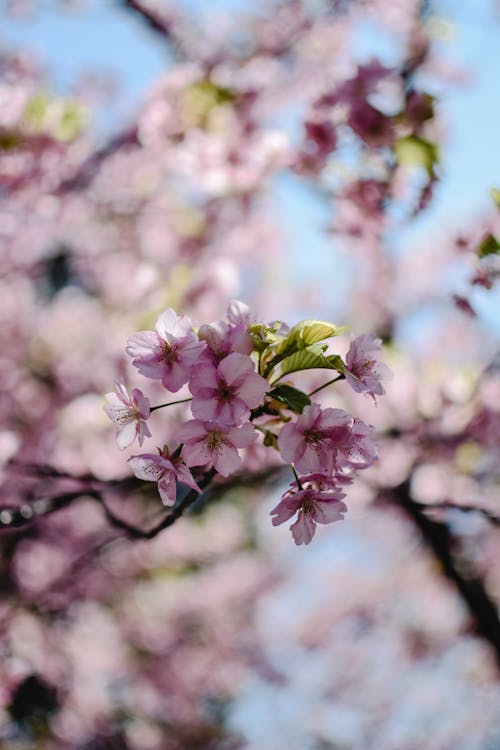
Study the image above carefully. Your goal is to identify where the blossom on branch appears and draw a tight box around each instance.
[128,448,201,506]
[189,352,268,424]
[179,419,257,477]
[278,403,353,474]
[126,308,206,392]
[198,299,254,365]
[271,473,348,545]
[103,382,151,450]
[345,333,392,400]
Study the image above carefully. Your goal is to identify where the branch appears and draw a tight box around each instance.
[389,480,500,667]
[118,0,174,39]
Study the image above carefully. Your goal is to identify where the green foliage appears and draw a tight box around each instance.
[477,233,500,258]
[0,129,23,149]
[261,320,346,379]
[22,92,88,141]
[490,187,500,208]
[395,135,439,176]
[181,78,236,128]
[267,384,311,414]
[271,346,345,382]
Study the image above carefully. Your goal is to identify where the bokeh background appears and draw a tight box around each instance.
[1,1,500,748]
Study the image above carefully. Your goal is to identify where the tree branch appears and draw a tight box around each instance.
[389,480,500,667]
[118,0,174,39]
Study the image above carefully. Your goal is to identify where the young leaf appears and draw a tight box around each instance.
[490,187,500,209]
[273,319,345,358]
[268,385,311,414]
[477,234,500,258]
[272,344,339,380]
[395,135,439,177]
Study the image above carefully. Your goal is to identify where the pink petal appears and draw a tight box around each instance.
[236,371,268,408]
[313,499,347,524]
[116,421,137,450]
[126,331,159,359]
[175,463,202,494]
[157,474,177,505]
[178,420,208,443]
[270,496,300,526]
[182,441,211,469]
[277,423,304,463]
[214,443,242,477]
[218,352,253,385]
[137,421,152,446]
[103,402,131,424]
[290,511,316,545]
[226,422,257,448]
[114,381,131,405]
[155,308,192,339]
[132,389,151,418]
[104,392,125,407]
[128,455,166,482]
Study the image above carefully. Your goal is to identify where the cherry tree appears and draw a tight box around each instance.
[1,1,500,748]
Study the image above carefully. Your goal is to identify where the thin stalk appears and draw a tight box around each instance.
[308,374,344,397]
[150,397,192,412]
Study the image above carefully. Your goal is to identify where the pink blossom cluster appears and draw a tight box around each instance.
[105,302,390,544]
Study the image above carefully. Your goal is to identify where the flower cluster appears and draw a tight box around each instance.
[105,302,390,544]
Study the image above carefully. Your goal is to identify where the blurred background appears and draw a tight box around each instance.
[1,1,500,748]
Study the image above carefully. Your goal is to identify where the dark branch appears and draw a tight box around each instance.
[118,0,174,39]
[390,480,500,668]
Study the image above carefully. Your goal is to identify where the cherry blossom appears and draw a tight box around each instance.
[103,382,151,450]
[189,352,268,424]
[126,308,206,392]
[333,417,378,471]
[198,319,254,365]
[178,419,257,476]
[270,474,348,545]
[345,333,392,400]
[128,448,201,506]
[277,403,353,474]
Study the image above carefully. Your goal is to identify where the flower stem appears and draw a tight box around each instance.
[291,464,303,490]
[308,374,344,397]
[150,397,192,412]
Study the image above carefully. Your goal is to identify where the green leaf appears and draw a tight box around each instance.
[490,188,500,209]
[263,320,346,377]
[395,135,439,176]
[273,319,345,358]
[250,321,284,353]
[477,234,500,258]
[273,344,342,380]
[267,385,311,414]
[325,354,345,373]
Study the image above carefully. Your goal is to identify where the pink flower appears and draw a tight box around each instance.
[198,299,253,366]
[189,352,268,425]
[198,320,253,365]
[126,308,206,392]
[178,419,257,477]
[226,299,252,327]
[278,403,352,474]
[270,474,347,545]
[333,418,377,471]
[104,382,151,450]
[345,333,392,400]
[128,448,201,506]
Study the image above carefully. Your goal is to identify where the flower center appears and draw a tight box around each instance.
[218,380,237,402]
[163,340,178,364]
[206,429,225,452]
[304,429,326,447]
